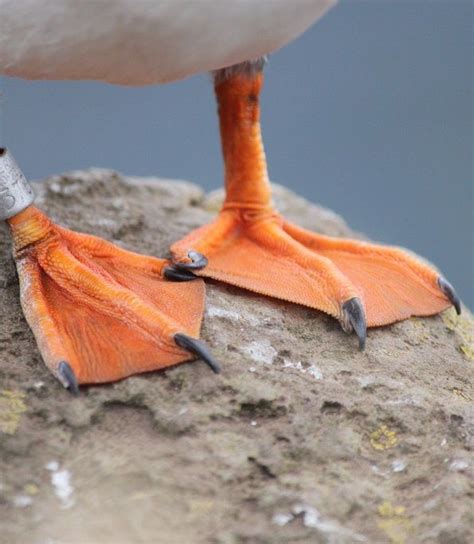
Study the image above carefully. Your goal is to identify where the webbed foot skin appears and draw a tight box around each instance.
[171,209,455,347]
[8,206,219,390]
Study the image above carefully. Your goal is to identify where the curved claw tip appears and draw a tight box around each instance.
[174,333,221,374]
[163,265,199,282]
[174,251,208,271]
[342,297,367,350]
[58,361,80,396]
[438,277,461,315]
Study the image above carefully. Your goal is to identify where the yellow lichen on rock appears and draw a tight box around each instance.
[377,501,413,544]
[452,387,472,402]
[188,498,215,520]
[370,425,398,451]
[378,501,406,518]
[408,318,430,343]
[460,343,474,361]
[0,390,27,435]
[24,483,39,495]
[442,308,474,361]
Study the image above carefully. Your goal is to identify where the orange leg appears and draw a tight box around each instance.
[171,64,460,347]
[7,206,219,393]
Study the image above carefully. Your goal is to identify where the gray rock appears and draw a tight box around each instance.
[0,169,472,544]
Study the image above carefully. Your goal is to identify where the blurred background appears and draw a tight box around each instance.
[0,0,472,307]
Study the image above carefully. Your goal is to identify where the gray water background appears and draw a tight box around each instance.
[1,1,472,307]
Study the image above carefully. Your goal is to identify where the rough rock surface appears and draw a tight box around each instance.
[0,170,472,544]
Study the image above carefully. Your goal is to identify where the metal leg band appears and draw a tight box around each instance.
[0,148,35,220]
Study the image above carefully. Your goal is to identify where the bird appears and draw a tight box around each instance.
[0,0,460,394]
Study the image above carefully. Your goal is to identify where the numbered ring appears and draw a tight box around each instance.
[0,148,35,220]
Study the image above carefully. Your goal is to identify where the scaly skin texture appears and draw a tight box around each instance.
[171,71,452,328]
[7,206,205,386]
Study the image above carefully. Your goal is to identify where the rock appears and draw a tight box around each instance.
[0,169,472,544]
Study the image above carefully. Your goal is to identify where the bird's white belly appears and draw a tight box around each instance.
[0,0,336,85]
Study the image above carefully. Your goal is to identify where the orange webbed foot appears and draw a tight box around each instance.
[168,66,460,348]
[8,206,219,392]
[170,208,459,348]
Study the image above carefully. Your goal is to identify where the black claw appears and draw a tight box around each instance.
[438,277,461,315]
[164,251,208,282]
[163,265,199,282]
[174,251,208,271]
[341,297,367,350]
[174,333,221,374]
[57,361,80,396]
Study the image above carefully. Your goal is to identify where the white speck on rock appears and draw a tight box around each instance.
[206,305,260,326]
[248,367,256,373]
[282,360,323,379]
[423,498,439,512]
[48,182,61,194]
[272,513,293,526]
[51,470,74,509]
[449,459,469,472]
[371,464,388,478]
[283,359,304,371]
[293,503,320,528]
[250,420,257,426]
[307,366,323,379]
[283,359,323,380]
[13,495,33,508]
[206,305,260,331]
[357,375,376,388]
[242,340,277,364]
[93,218,117,228]
[46,461,75,509]
[392,459,407,472]
[387,395,422,407]
[112,197,125,209]
[272,503,368,541]
[206,306,241,322]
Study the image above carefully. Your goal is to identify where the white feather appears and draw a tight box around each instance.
[0,0,336,85]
